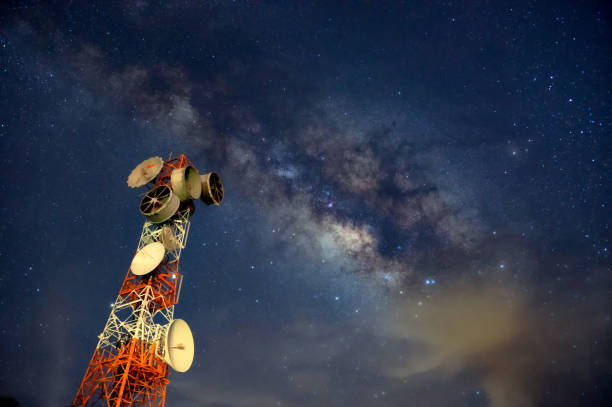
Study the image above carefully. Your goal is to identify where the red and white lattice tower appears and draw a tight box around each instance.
[72,154,224,407]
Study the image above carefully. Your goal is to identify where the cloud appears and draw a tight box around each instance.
[384,278,609,407]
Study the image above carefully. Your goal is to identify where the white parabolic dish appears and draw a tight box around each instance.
[160,225,181,251]
[164,319,194,373]
[130,242,165,276]
[127,156,164,188]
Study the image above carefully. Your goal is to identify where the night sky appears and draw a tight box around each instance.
[1,1,611,406]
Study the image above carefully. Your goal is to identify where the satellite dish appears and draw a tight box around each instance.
[127,157,163,188]
[130,242,165,276]
[171,166,202,201]
[160,225,181,251]
[200,172,224,206]
[163,319,194,373]
[139,185,180,223]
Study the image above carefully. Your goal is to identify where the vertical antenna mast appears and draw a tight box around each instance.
[72,154,224,407]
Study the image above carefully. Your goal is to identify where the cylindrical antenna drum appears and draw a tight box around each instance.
[139,184,180,223]
[200,172,224,206]
[171,166,202,201]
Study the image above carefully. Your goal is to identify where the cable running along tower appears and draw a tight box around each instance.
[72,154,224,406]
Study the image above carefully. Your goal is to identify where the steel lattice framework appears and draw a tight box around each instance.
[72,155,205,407]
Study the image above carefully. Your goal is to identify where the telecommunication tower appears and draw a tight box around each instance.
[72,154,224,406]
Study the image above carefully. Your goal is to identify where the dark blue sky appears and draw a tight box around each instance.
[1,1,610,406]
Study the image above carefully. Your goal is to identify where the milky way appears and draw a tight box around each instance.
[1,2,610,406]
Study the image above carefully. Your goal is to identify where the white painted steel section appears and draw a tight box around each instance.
[95,210,192,352]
